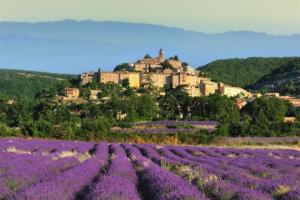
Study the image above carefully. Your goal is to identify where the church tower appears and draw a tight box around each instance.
[158,48,164,63]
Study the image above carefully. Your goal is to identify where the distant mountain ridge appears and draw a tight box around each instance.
[0,20,299,73]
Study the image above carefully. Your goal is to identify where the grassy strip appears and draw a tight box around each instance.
[102,131,217,145]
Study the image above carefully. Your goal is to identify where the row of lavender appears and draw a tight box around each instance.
[0,138,299,200]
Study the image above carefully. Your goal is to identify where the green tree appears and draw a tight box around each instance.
[161,60,173,70]
[136,94,158,120]
[21,119,52,137]
[141,74,159,96]
[242,97,288,122]
[144,54,152,59]
[81,117,111,140]
[190,94,240,124]
[199,57,298,88]
[240,97,292,136]
[50,120,80,140]
[158,85,191,119]
[98,82,122,98]
[121,79,130,88]
[113,63,134,72]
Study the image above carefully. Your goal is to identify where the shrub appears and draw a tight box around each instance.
[81,117,111,140]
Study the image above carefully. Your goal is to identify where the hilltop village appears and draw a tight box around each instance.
[60,49,299,112]
[1,50,299,141]
[77,49,250,97]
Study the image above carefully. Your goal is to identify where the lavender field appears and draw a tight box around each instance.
[0,138,299,200]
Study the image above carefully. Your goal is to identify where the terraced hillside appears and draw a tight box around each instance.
[0,138,299,200]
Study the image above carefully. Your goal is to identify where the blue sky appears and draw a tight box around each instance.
[0,0,300,35]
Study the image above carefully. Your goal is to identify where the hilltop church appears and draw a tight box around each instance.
[131,49,182,72]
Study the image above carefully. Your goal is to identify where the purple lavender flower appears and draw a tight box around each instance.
[1,138,300,200]
[89,143,140,200]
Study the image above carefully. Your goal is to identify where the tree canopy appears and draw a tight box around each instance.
[0,69,73,99]
[113,63,134,72]
[199,57,299,88]
[252,58,300,95]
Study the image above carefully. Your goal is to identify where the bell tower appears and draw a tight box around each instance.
[158,48,164,63]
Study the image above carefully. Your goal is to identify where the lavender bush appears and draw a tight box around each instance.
[0,138,299,200]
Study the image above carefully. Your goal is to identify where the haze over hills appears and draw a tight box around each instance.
[0,20,299,73]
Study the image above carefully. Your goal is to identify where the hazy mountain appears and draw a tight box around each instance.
[0,20,299,73]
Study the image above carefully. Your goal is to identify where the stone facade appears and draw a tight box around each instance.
[99,72,141,88]
[90,90,101,100]
[80,71,95,85]
[97,71,217,97]
[265,93,280,97]
[142,73,172,88]
[283,117,296,123]
[187,86,201,97]
[168,59,182,69]
[200,80,219,96]
[64,88,80,99]
[133,49,165,72]
[119,72,141,88]
[184,66,199,75]
[81,69,251,98]
[279,96,300,107]
[218,83,251,97]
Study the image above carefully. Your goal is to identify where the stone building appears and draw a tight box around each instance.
[172,73,208,88]
[187,86,201,97]
[133,49,165,72]
[80,71,95,85]
[90,90,101,100]
[283,117,296,123]
[218,83,251,97]
[141,73,172,88]
[264,93,280,97]
[200,80,219,96]
[64,88,80,99]
[279,96,300,107]
[98,72,141,88]
[184,66,199,75]
[94,70,252,98]
[119,72,141,88]
[168,59,182,69]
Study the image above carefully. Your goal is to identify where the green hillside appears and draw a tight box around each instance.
[0,69,76,99]
[252,58,300,95]
[198,57,300,88]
